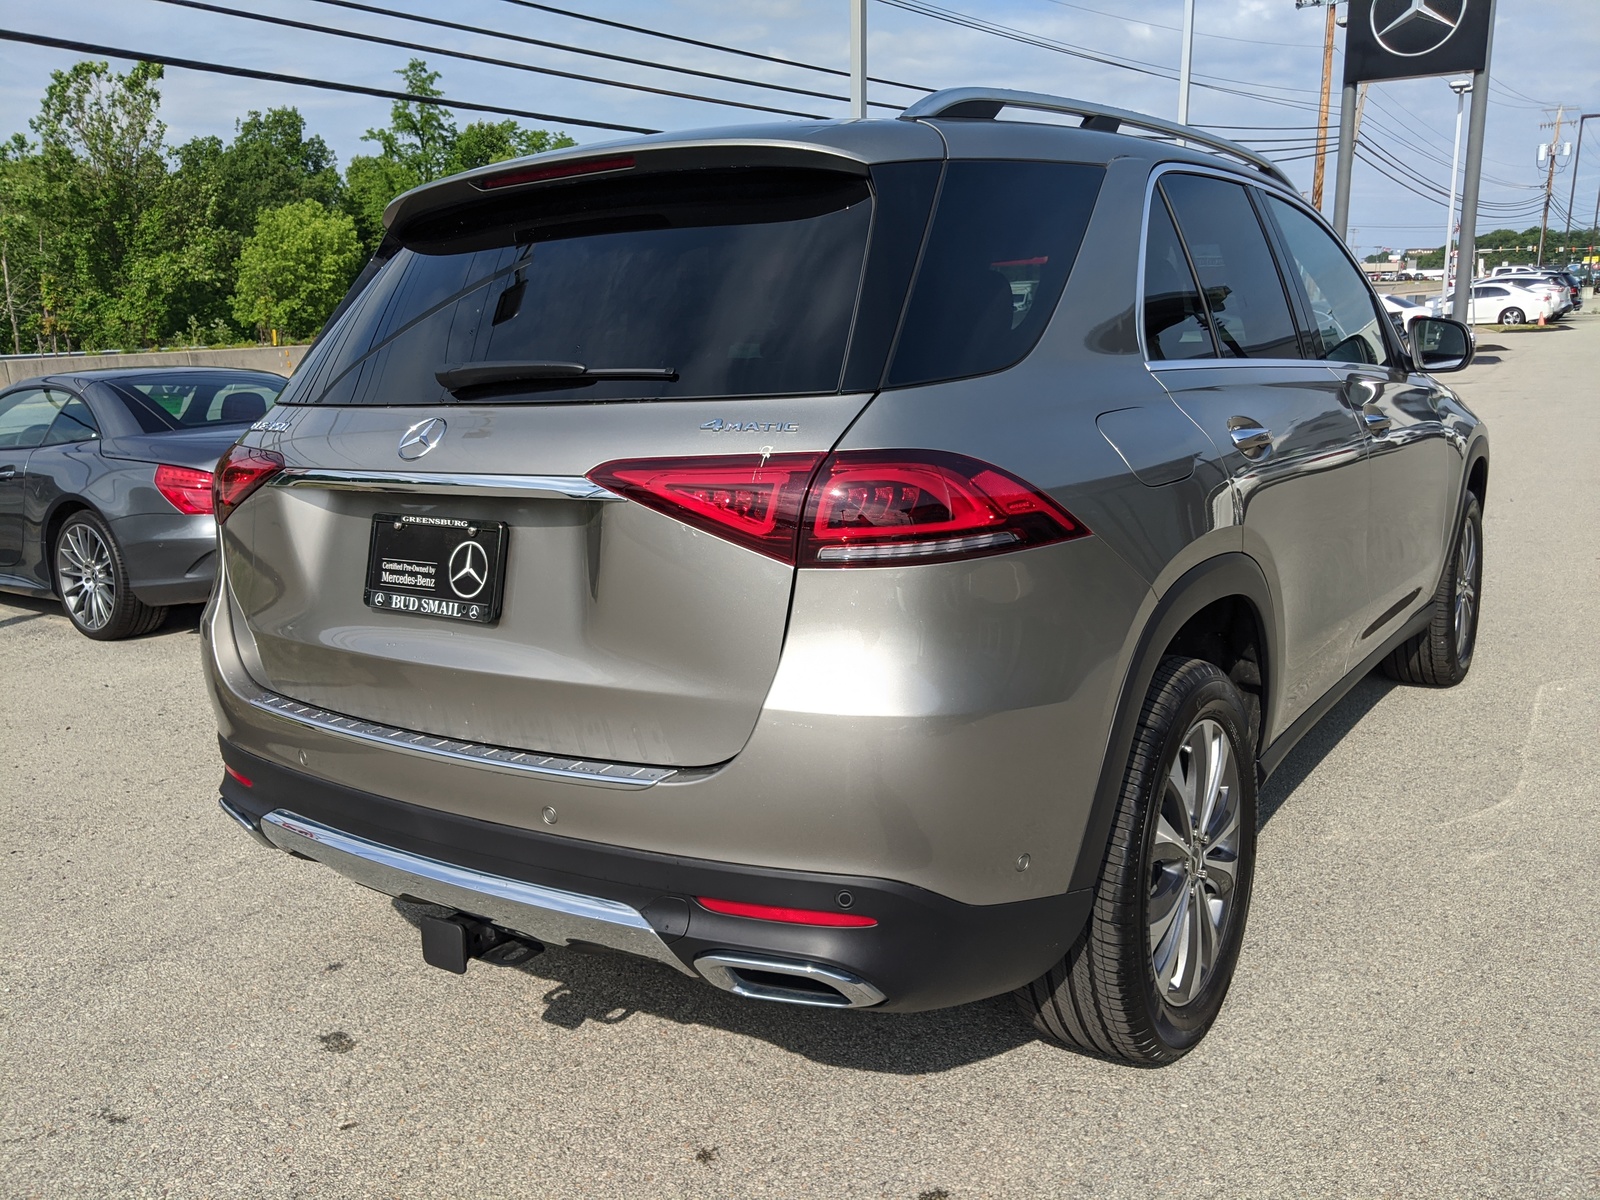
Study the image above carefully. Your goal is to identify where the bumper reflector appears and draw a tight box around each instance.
[696,896,877,928]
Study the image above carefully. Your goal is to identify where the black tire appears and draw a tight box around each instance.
[1381,493,1482,687]
[53,510,167,641]
[1018,657,1258,1066]
[1498,307,1525,325]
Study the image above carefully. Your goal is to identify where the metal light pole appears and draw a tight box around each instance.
[850,0,867,120]
[1176,0,1196,124]
[1562,113,1598,251]
[1451,0,1498,324]
[1441,79,1472,306]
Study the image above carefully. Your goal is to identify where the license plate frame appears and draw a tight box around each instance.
[364,513,508,625]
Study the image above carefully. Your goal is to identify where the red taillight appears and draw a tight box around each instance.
[213,444,285,525]
[224,765,253,787]
[587,454,824,562]
[474,154,635,191]
[587,450,1088,567]
[154,464,215,515]
[696,897,877,928]
[802,450,1086,566]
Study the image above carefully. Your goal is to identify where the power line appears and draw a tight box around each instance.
[1032,0,1323,49]
[146,0,831,121]
[0,29,659,134]
[486,0,933,94]
[295,0,905,112]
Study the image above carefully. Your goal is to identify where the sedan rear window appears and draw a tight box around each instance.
[108,373,285,429]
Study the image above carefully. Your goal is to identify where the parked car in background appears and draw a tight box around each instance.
[206,89,1488,1067]
[1433,280,1555,325]
[1484,268,1576,314]
[1381,292,1433,338]
[0,367,285,638]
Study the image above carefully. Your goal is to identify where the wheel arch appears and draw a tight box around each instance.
[41,496,99,594]
[1067,553,1278,893]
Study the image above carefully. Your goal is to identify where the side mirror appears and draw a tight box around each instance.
[1409,317,1474,373]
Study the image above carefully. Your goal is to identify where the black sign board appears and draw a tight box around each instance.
[365,513,507,625]
[1343,1,1492,86]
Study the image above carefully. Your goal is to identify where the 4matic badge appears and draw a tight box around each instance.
[700,418,799,433]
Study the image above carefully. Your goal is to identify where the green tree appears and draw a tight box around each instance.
[231,200,362,339]
[210,108,341,237]
[28,59,171,348]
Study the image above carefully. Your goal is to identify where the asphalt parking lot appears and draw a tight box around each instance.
[3,315,1597,1199]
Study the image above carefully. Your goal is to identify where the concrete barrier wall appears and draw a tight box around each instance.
[0,344,308,386]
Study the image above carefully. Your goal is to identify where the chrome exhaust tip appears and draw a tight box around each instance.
[694,952,885,1009]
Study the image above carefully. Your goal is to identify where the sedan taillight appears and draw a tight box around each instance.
[214,445,285,525]
[153,464,215,515]
[586,450,1088,567]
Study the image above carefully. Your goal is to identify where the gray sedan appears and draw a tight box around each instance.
[0,367,286,638]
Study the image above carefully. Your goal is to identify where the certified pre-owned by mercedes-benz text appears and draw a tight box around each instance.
[206,88,1488,1065]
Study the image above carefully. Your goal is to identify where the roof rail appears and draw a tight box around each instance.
[899,88,1293,188]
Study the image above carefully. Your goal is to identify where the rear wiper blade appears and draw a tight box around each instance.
[436,361,678,394]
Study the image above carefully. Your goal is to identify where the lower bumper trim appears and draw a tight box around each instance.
[258,810,696,976]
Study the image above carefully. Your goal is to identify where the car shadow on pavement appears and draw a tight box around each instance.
[389,899,1040,1072]
[375,673,1399,1072]
[1258,673,1394,827]
[0,595,204,637]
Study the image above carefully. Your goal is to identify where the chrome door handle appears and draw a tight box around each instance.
[1362,407,1392,435]
[0,465,15,480]
[1227,420,1272,459]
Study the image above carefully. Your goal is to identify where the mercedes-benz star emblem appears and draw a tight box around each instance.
[1371,0,1465,57]
[397,417,447,460]
[447,539,489,599]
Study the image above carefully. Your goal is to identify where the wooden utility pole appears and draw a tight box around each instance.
[1537,106,1567,266]
[1312,1,1338,210]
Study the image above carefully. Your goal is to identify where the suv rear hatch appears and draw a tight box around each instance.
[220,149,942,768]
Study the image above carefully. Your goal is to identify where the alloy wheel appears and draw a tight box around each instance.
[58,522,116,632]
[1454,517,1479,662]
[1148,717,1243,1008]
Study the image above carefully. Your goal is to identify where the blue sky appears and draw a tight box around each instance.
[3,0,1597,260]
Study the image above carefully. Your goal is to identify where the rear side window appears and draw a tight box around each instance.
[886,161,1103,387]
[299,168,875,405]
[1160,174,1301,359]
[1264,196,1393,366]
[1143,193,1216,360]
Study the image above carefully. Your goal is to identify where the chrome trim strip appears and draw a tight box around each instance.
[247,691,677,789]
[260,810,696,975]
[694,951,885,1009]
[274,468,622,501]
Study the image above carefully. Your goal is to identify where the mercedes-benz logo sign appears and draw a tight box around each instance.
[397,417,447,460]
[447,539,489,599]
[1371,0,1466,57]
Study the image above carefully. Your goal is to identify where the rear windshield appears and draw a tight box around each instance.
[106,372,285,430]
[283,159,1104,406]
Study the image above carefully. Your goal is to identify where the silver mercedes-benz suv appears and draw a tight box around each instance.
[206,89,1487,1065]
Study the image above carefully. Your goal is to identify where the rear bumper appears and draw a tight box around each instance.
[110,511,217,605]
[217,742,1090,1013]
